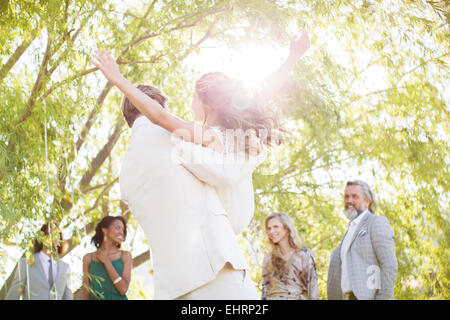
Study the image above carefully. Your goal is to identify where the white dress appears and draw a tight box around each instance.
[174,126,266,234]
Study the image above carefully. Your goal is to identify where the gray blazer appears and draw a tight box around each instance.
[4,253,72,300]
[327,212,398,300]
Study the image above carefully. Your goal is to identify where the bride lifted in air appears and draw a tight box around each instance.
[91,30,310,299]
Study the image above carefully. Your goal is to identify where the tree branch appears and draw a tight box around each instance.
[79,117,125,193]
[16,35,53,125]
[123,5,228,54]
[72,1,158,155]
[41,54,166,101]
[426,0,449,23]
[75,82,114,153]
[133,250,151,268]
[0,28,39,82]
[394,51,450,87]
[82,177,119,216]
[46,13,92,77]
[349,51,450,105]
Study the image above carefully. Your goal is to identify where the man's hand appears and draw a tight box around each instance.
[289,30,310,62]
[91,50,124,85]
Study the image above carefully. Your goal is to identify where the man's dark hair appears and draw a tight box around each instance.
[91,216,127,249]
[33,223,67,255]
[121,84,168,128]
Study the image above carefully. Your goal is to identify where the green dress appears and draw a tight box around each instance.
[88,252,128,300]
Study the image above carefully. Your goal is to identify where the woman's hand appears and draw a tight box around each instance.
[91,50,124,85]
[257,30,310,102]
[95,249,110,265]
[288,30,310,62]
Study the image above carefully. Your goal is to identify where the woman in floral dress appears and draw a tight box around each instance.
[262,212,319,300]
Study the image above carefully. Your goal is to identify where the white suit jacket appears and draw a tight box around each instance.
[119,117,257,299]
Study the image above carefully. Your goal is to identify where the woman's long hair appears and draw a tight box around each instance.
[91,216,127,249]
[195,72,286,154]
[264,212,303,277]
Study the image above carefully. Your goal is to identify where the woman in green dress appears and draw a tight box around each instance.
[81,216,132,300]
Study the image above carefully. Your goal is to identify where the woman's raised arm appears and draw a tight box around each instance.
[259,30,310,101]
[91,50,222,151]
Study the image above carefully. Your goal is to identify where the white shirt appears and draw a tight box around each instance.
[38,251,58,284]
[340,210,368,293]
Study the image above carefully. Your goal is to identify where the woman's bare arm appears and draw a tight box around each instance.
[81,254,91,300]
[91,50,222,152]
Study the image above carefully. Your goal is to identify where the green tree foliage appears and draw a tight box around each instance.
[0,0,448,299]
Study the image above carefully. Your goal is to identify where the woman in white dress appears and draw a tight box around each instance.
[91,31,310,156]
[91,31,311,298]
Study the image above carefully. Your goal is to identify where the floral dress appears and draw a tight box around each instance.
[261,248,319,300]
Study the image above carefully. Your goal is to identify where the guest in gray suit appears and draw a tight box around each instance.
[5,223,73,300]
[327,180,398,300]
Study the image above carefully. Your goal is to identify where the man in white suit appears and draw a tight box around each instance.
[92,31,311,300]
[119,85,259,300]
[327,180,398,300]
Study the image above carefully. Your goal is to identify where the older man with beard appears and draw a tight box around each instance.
[327,180,398,300]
